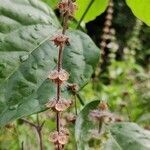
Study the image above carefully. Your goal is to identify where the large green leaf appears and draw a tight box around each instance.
[42,0,59,9]
[75,100,100,149]
[126,0,150,26]
[108,122,150,150]
[75,101,150,150]
[0,0,100,126]
[75,0,109,23]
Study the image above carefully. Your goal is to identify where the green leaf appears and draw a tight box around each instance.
[108,122,150,150]
[75,0,109,23]
[0,0,100,126]
[75,100,100,149]
[42,0,59,9]
[126,0,150,26]
[75,101,150,150]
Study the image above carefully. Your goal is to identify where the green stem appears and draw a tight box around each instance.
[76,0,95,29]
[76,93,85,106]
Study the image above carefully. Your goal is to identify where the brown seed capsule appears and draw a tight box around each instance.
[101,34,111,40]
[58,0,77,17]
[89,109,113,122]
[49,129,69,145]
[57,133,69,145]
[59,69,69,82]
[109,1,114,7]
[46,97,72,112]
[51,34,69,47]
[48,69,69,84]
[67,83,79,93]
[99,101,108,111]
[100,41,107,48]
[55,98,72,112]
[115,116,124,122]
[49,131,59,143]
[104,20,112,26]
[65,113,76,123]
[107,7,114,14]
[103,27,110,33]
[106,14,113,20]
[46,98,57,109]
[60,128,69,136]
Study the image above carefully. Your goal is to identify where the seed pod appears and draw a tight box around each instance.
[51,34,69,47]
[49,131,59,143]
[99,101,108,111]
[106,14,113,20]
[59,69,69,82]
[89,109,113,123]
[46,98,57,109]
[55,98,72,112]
[65,113,76,123]
[48,69,69,84]
[46,97,72,112]
[104,20,112,26]
[100,41,107,48]
[58,0,77,17]
[103,27,110,33]
[49,128,69,145]
[67,83,79,93]
[107,7,114,14]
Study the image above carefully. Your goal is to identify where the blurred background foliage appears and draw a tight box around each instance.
[0,0,149,149]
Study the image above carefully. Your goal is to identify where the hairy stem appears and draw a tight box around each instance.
[56,2,71,150]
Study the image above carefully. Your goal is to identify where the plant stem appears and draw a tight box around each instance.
[74,95,78,115]
[21,141,24,150]
[36,114,44,150]
[55,2,70,150]
[76,0,95,29]
[37,127,43,150]
[76,93,85,106]
[21,117,45,150]
[98,119,102,133]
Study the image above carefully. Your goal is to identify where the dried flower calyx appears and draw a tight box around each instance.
[46,98,72,112]
[64,112,76,123]
[48,69,69,84]
[58,0,77,16]
[89,101,114,123]
[90,110,113,121]
[49,128,69,145]
[99,101,108,111]
[67,83,79,93]
[52,34,69,47]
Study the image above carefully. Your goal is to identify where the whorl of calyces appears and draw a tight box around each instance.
[46,0,77,150]
[99,0,114,67]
